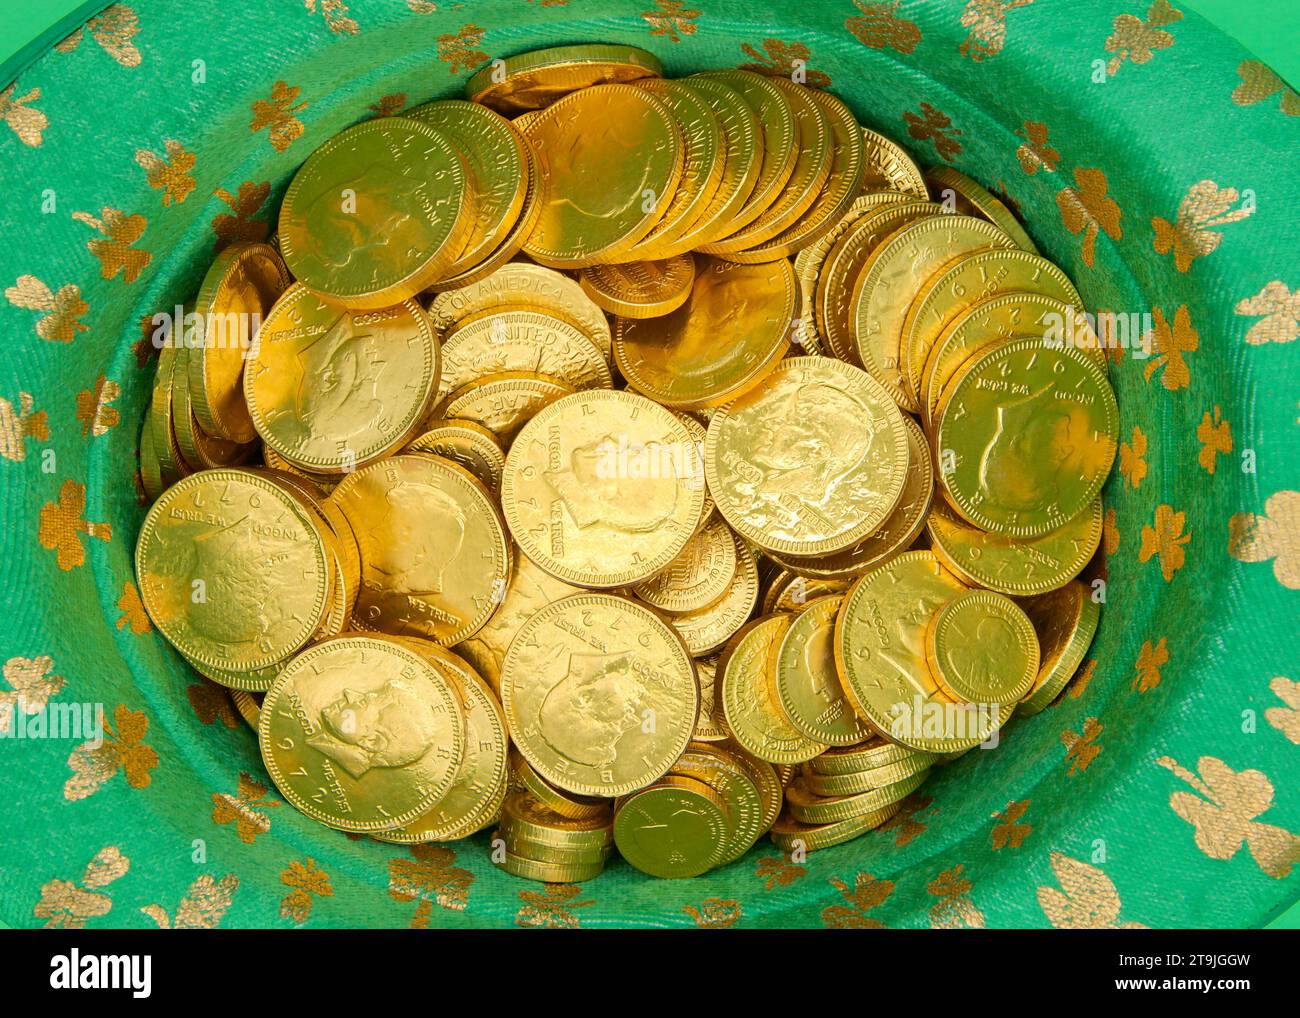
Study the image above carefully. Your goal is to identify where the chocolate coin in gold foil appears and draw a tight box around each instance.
[189,241,290,444]
[926,498,1102,596]
[622,79,726,260]
[768,414,932,582]
[902,248,1082,406]
[521,83,683,267]
[690,70,797,236]
[279,119,473,307]
[436,309,611,400]
[259,635,464,832]
[431,371,574,443]
[667,533,761,655]
[704,78,832,253]
[330,453,511,645]
[614,256,796,410]
[632,514,738,614]
[719,614,827,765]
[614,775,729,878]
[859,125,927,197]
[405,419,506,494]
[919,291,1103,427]
[926,166,1037,252]
[818,200,941,363]
[835,550,993,753]
[705,357,908,556]
[501,593,697,797]
[579,254,696,320]
[925,590,1040,706]
[666,76,763,251]
[373,641,509,843]
[933,338,1118,537]
[403,100,529,278]
[466,43,663,115]
[775,595,873,746]
[135,469,331,673]
[244,284,438,473]
[1017,580,1101,716]
[501,390,705,588]
[426,262,612,359]
[853,213,1015,410]
[454,550,582,695]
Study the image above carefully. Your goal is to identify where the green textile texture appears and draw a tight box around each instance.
[0,0,1296,929]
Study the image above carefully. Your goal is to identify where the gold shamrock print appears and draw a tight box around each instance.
[1069,659,1099,701]
[755,853,807,890]
[1157,755,1300,879]
[281,858,334,924]
[879,792,935,846]
[141,874,239,929]
[1152,180,1254,273]
[1228,489,1300,589]
[305,0,360,35]
[388,844,474,923]
[75,375,121,437]
[133,312,162,369]
[0,391,50,462]
[136,140,197,206]
[1103,507,1120,555]
[927,864,985,928]
[683,898,742,928]
[1143,304,1198,390]
[55,4,142,67]
[823,872,894,928]
[212,771,280,844]
[250,81,308,152]
[1094,306,1127,365]
[368,93,408,118]
[1037,852,1145,928]
[212,181,273,251]
[4,274,90,343]
[39,480,111,571]
[1196,407,1231,474]
[1102,0,1181,76]
[0,83,48,146]
[990,800,1032,849]
[1264,677,1300,745]
[33,846,130,929]
[739,40,832,89]
[1,655,65,735]
[64,704,159,802]
[642,1,701,44]
[438,25,488,76]
[1061,716,1103,774]
[186,679,238,729]
[1118,425,1147,489]
[1015,120,1059,174]
[1132,637,1168,693]
[116,581,151,634]
[902,102,962,160]
[72,207,152,283]
[844,1,922,55]
[1231,60,1300,117]
[958,0,1033,62]
[1235,281,1299,346]
[1055,166,1121,268]
[515,883,593,929]
[1139,503,1191,582]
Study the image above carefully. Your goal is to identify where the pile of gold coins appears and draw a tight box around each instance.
[134,43,1118,881]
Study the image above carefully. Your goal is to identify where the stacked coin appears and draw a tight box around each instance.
[493,786,614,883]
[134,41,1118,880]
